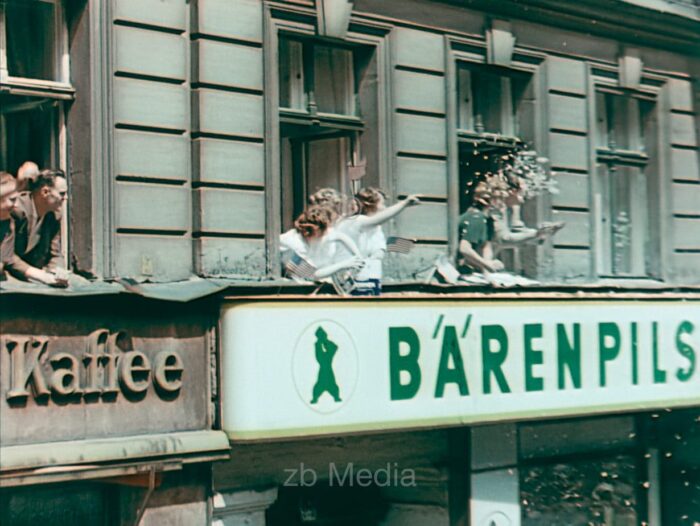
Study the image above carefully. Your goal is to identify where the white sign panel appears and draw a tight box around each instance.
[221,300,699,440]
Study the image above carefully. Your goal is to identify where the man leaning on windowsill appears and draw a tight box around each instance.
[9,169,69,288]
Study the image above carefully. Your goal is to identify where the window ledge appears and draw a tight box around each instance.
[457,130,524,148]
[0,78,75,100]
[596,149,649,165]
[3,276,699,302]
[280,108,364,129]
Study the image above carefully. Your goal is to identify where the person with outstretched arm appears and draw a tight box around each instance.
[338,188,421,295]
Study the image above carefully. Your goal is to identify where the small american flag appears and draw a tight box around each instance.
[386,236,415,254]
[285,253,317,280]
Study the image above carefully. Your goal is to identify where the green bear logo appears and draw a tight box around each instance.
[310,326,342,404]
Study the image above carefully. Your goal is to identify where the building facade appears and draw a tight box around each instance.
[1,0,699,524]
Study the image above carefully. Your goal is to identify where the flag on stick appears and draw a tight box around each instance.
[347,157,367,181]
[386,236,415,254]
[285,253,317,280]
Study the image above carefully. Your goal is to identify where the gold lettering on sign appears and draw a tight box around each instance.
[2,330,185,404]
[50,353,83,396]
[7,337,50,401]
[154,351,184,392]
[119,351,151,394]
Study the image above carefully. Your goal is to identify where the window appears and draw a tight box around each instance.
[522,454,641,525]
[457,64,532,138]
[595,91,656,277]
[278,35,379,230]
[4,0,61,82]
[280,39,355,116]
[519,417,645,526]
[0,95,61,174]
[0,0,71,175]
[457,64,535,216]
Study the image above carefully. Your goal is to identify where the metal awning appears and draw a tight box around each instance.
[0,430,230,487]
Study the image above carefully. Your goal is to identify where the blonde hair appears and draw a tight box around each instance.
[0,172,17,198]
[308,188,347,217]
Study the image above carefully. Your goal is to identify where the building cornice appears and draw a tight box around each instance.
[440,0,700,56]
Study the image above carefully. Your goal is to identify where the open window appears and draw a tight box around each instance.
[278,34,379,231]
[0,95,61,174]
[456,64,535,212]
[457,64,534,140]
[0,0,72,174]
[594,90,656,277]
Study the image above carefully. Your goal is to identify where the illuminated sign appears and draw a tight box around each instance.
[221,300,699,440]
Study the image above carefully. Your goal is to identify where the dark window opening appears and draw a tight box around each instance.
[278,35,379,231]
[5,0,60,81]
[521,454,642,525]
[0,94,61,174]
[458,64,534,139]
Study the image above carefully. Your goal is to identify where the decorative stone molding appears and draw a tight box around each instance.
[619,48,643,89]
[212,488,278,526]
[316,0,354,39]
[486,20,516,67]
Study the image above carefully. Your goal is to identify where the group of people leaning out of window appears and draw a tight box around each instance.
[280,187,421,296]
[279,172,567,293]
[455,172,565,287]
[0,163,69,287]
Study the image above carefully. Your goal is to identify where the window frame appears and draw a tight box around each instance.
[0,0,73,95]
[278,32,369,229]
[455,58,538,149]
[0,0,73,266]
[591,73,662,280]
[448,39,545,259]
[263,5,392,277]
[278,35,360,121]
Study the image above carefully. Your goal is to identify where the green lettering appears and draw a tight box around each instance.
[435,326,469,398]
[481,325,510,394]
[389,327,421,400]
[599,322,621,387]
[676,321,696,382]
[557,323,581,389]
[524,324,544,392]
[631,322,639,385]
[652,322,667,384]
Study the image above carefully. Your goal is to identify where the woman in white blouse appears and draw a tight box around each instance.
[339,188,420,294]
[280,204,362,281]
